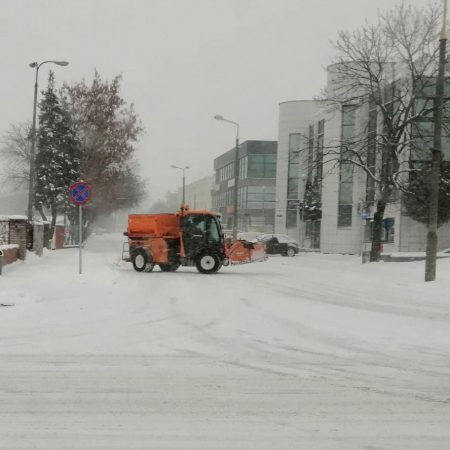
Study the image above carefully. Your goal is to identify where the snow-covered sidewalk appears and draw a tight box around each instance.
[0,234,449,449]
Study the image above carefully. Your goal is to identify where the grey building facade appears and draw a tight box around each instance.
[212,140,277,233]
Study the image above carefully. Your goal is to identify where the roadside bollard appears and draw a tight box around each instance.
[362,250,371,264]
[0,250,3,275]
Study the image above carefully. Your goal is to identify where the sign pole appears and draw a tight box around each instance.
[70,181,91,275]
[79,204,82,274]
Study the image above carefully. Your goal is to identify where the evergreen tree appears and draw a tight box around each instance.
[303,177,322,222]
[34,71,80,237]
[403,163,450,228]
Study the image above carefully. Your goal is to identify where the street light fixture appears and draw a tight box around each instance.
[27,60,69,221]
[214,114,240,240]
[170,165,190,207]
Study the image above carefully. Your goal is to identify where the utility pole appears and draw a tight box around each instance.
[425,0,447,282]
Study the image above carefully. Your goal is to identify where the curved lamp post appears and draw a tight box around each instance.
[214,114,240,240]
[27,60,69,221]
[170,165,190,207]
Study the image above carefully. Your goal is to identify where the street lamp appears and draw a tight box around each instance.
[214,114,239,240]
[27,60,69,221]
[170,165,190,207]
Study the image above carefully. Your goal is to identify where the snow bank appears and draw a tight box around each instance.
[0,244,19,251]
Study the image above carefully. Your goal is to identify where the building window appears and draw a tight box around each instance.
[218,162,236,182]
[411,77,450,164]
[287,134,300,199]
[382,83,395,186]
[338,106,355,227]
[286,208,298,228]
[247,154,276,179]
[366,98,377,202]
[239,156,248,179]
[308,124,314,179]
[286,133,301,228]
[316,120,324,192]
[238,186,275,210]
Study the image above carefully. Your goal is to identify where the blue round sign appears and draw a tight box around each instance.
[70,182,92,205]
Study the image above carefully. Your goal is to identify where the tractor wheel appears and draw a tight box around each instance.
[195,252,222,274]
[132,249,155,273]
[159,263,180,272]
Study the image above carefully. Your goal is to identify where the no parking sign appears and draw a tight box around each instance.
[70,182,92,205]
[69,182,92,274]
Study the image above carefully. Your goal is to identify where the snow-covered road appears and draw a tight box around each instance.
[1,234,449,449]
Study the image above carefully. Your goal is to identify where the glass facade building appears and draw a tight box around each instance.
[213,140,277,232]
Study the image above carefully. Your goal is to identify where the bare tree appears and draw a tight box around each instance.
[314,2,444,261]
[61,71,146,224]
[0,122,32,189]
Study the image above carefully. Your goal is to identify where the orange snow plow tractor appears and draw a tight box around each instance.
[122,207,267,274]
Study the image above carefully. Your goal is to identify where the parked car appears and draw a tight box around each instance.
[257,234,299,257]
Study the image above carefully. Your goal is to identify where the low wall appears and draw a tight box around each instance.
[0,244,19,265]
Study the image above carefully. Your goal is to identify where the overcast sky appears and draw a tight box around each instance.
[0,0,434,202]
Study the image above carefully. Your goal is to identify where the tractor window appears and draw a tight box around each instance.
[183,214,222,243]
[205,216,221,242]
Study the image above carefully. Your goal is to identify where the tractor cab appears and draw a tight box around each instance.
[180,212,225,262]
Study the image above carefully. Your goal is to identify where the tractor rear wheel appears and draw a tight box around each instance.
[132,249,154,273]
[195,252,222,274]
[159,263,180,272]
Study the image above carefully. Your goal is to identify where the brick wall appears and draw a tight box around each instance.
[8,219,28,260]
[0,245,19,265]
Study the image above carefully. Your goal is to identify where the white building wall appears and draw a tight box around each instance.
[277,64,450,254]
[275,101,319,237]
[185,176,213,211]
[398,215,450,252]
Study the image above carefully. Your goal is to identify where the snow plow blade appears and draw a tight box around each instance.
[228,240,268,265]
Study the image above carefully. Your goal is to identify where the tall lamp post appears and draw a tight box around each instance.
[27,60,69,221]
[214,115,239,240]
[170,165,190,207]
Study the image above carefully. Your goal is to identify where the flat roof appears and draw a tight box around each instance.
[278,100,314,106]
